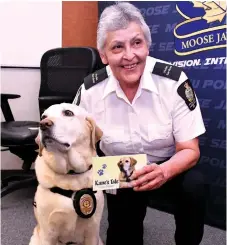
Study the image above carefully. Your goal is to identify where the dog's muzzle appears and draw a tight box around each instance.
[39,118,70,149]
[40,118,53,131]
[119,165,133,182]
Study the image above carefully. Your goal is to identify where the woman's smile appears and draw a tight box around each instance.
[122,62,138,70]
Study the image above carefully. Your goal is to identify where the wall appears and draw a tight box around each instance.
[0,2,62,67]
[62,1,98,48]
[1,1,98,169]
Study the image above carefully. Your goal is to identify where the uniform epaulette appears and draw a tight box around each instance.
[84,67,108,90]
[152,61,182,81]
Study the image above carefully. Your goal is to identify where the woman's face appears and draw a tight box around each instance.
[100,22,149,87]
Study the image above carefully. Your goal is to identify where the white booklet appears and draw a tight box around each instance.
[92,154,147,191]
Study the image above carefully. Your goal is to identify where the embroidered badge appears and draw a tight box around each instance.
[152,62,182,81]
[177,79,197,111]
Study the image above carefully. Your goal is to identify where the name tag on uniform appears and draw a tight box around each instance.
[92,154,147,191]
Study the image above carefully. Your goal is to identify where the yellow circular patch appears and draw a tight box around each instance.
[79,194,94,215]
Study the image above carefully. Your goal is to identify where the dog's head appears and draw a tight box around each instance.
[36,103,102,157]
[117,157,137,171]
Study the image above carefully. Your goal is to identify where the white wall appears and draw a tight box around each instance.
[1,69,41,169]
[0,2,62,67]
[1,69,41,122]
[0,2,62,169]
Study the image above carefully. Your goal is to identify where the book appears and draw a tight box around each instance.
[92,154,147,191]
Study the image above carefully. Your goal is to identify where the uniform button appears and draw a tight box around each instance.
[128,106,134,112]
[129,112,137,119]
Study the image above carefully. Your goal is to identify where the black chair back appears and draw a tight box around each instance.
[39,47,104,116]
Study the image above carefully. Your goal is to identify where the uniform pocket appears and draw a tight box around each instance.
[102,127,126,143]
[148,123,172,141]
[101,127,127,154]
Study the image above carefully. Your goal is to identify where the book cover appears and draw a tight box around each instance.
[92,154,147,191]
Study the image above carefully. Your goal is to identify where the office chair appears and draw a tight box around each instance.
[38,47,104,116]
[1,47,104,197]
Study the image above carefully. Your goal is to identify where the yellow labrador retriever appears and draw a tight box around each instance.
[118,157,137,182]
[29,103,104,245]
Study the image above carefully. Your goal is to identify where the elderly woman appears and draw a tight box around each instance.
[74,2,206,245]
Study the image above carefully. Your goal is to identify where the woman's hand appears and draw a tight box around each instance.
[130,163,168,191]
[130,138,200,191]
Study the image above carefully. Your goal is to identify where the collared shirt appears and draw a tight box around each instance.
[73,56,206,163]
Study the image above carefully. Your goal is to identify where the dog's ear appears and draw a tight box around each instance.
[117,160,121,168]
[35,133,43,157]
[85,117,103,150]
[130,157,137,166]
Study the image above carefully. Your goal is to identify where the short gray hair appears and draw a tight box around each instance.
[97,2,151,51]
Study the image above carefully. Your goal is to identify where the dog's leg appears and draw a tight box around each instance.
[84,235,100,245]
[29,226,41,245]
[38,228,59,245]
[29,226,59,245]
[84,226,103,245]
[98,237,104,245]
[84,236,103,245]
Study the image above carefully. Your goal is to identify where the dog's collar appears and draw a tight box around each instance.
[67,164,92,175]
[59,241,77,245]
[50,187,97,219]
[119,166,133,182]
[50,187,76,198]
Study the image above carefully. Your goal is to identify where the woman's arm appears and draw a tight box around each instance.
[159,137,200,181]
[131,138,200,191]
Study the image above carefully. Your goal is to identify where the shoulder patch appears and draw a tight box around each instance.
[152,62,182,81]
[177,79,197,111]
[84,67,108,90]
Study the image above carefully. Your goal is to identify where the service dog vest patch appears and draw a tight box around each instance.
[152,62,182,81]
[84,67,108,90]
[72,189,97,219]
[50,187,97,219]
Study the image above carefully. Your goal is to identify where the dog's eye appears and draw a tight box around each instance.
[41,115,47,120]
[63,110,74,117]
[126,160,129,163]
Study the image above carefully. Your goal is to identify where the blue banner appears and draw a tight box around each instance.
[98,1,226,229]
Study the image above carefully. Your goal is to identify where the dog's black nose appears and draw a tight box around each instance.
[39,118,53,131]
